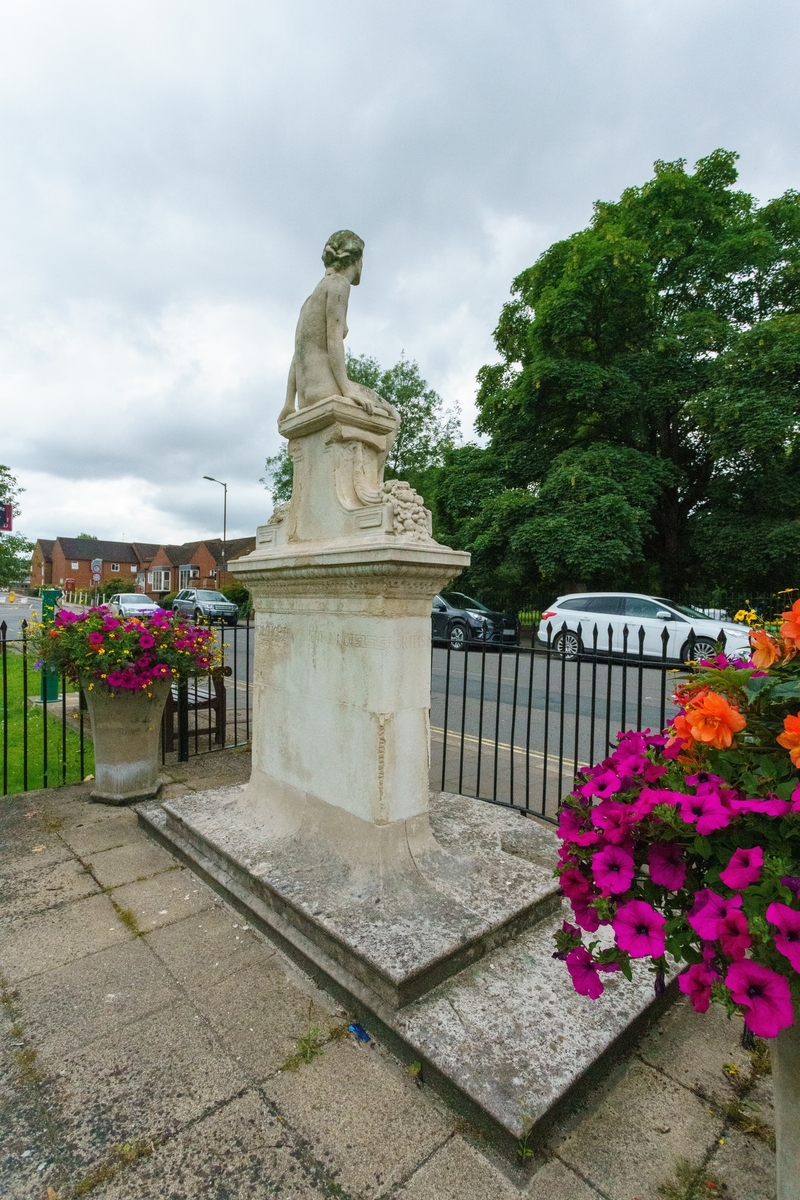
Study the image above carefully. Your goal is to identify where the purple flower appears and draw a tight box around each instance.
[719,846,763,891]
[648,842,686,890]
[717,910,751,961]
[780,876,800,898]
[558,807,599,847]
[559,867,591,901]
[766,902,800,972]
[591,799,635,844]
[592,845,635,896]
[678,963,717,1013]
[688,890,742,941]
[571,895,601,932]
[579,769,622,800]
[725,960,794,1039]
[138,633,156,649]
[613,899,666,958]
[729,795,791,818]
[678,792,731,835]
[566,947,604,999]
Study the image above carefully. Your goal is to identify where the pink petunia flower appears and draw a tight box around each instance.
[678,963,717,1013]
[648,841,686,891]
[719,846,763,891]
[570,895,601,932]
[579,769,622,801]
[725,960,794,1038]
[591,799,636,844]
[559,868,591,901]
[87,631,104,648]
[566,947,604,999]
[717,910,752,961]
[729,795,791,818]
[678,792,731,835]
[612,899,666,958]
[687,890,742,941]
[138,633,156,649]
[766,902,800,972]
[592,845,635,896]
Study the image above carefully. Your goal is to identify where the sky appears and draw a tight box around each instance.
[1,0,799,546]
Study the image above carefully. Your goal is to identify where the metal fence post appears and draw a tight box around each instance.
[177,681,189,762]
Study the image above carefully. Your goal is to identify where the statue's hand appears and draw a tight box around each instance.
[349,393,375,416]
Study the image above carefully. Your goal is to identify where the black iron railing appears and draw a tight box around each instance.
[3,615,730,810]
[430,621,728,822]
[1,617,253,795]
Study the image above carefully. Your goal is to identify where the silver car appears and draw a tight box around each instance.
[107,593,164,618]
[536,592,752,662]
[171,588,238,626]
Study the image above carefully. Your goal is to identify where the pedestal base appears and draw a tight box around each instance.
[155,781,560,1006]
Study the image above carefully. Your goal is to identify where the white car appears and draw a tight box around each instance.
[107,593,164,619]
[536,592,752,662]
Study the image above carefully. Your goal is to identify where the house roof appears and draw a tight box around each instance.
[56,538,141,563]
[35,539,55,561]
[159,537,256,568]
[130,542,160,563]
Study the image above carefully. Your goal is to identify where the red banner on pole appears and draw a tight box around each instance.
[0,504,11,532]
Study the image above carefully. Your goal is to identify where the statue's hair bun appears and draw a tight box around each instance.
[322,229,365,269]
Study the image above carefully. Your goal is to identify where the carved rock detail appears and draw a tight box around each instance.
[382,479,433,542]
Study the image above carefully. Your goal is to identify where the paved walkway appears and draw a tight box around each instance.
[1,748,777,1199]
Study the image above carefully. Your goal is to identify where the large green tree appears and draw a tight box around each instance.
[446,151,800,601]
[262,352,459,505]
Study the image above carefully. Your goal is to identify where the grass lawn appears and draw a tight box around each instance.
[1,649,94,796]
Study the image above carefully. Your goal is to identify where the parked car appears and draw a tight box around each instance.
[536,592,752,662]
[431,592,519,650]
[171,588,238,626]
[107,593,164,618]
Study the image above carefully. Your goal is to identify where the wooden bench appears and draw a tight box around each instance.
[161,669,231,753]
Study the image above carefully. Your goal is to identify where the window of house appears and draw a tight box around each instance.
[71,561,79,570]
[130,564,137,573]
[111,562,120,572]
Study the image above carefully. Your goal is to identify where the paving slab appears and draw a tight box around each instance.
[396,1135,522,1200]
[88,838,178,888]
[89,1089,330,1199]
[145,906,275,992]
[0,826,73,873]
[638,996,748,1100]
[15,938,182,1058]
[53,1000,248,1171]
[556,1058,724,1200]
[1,853,100,918]
[58,808,140,856]
[109,865,214,932]
[264,1036,453,1198]
[0,891,132,982]
[525,1157,601,1199]
[707,1127,776,1200]
[192,957,334,1081]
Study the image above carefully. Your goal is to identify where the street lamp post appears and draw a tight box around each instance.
[203,476,228,578]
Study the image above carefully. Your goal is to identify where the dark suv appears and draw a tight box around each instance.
[171,588,238,626]
[431,592,519,650]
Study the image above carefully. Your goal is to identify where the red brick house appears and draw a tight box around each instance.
[29,535,255,595]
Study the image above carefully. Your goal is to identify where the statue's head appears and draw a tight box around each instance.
[322,230,364,281]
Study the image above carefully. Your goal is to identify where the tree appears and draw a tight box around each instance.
[77,532,98,540]
[0,466,33,585]
[457,150,800,600]
[262,352,460,508]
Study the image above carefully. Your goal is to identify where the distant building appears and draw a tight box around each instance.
[29,535,256,595]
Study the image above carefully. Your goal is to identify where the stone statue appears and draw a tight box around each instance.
[262,230,432,547]
[279,230,399,445]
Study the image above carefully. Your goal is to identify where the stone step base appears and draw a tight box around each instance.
[138,792,668,1155]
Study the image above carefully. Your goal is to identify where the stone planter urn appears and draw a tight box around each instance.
[83,678,171,804]
[773,1004,800,1200]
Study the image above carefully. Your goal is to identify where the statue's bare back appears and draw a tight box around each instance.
[279,230,399,430]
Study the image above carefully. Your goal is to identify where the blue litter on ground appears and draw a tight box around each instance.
[348,1022,370,1042]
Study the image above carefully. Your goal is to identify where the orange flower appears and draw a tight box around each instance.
[777,712,800,768]
[780,600,800,650]
[685,691,746,750]
[750,629,781,670]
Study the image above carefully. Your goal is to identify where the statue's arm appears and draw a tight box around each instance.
[278,356,297,422]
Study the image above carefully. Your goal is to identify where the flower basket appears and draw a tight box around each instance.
[554,603,800,1199]
[30,606,220,803]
